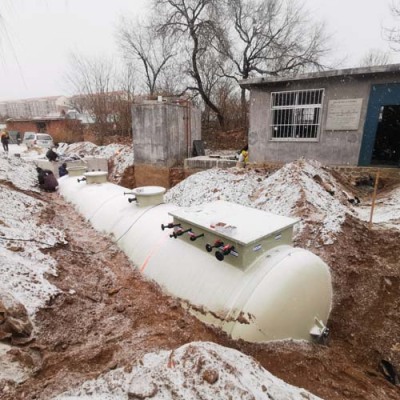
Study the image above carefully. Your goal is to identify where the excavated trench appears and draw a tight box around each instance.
[1,178,400,399]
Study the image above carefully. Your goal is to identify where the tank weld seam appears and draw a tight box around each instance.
[90,203,166,255]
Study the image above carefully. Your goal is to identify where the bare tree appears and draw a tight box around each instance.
[147,0,328,130]
[384,0,400,51]
[117,18,177,96]
[217,0,329,118]
[111,64,136,137]
[65,53,134,143]
[154,0,228,128]
[359,49,392,67]
[194,49,231,125]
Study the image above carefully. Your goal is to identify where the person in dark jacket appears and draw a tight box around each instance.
[36,167,58,192]
[58,162,68,177]
[36,167,45,185]
[46,146,59,162]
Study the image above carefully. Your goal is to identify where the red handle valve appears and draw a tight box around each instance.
[170,228,192,239]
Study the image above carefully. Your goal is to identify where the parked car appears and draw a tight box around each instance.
[23,132,54,149]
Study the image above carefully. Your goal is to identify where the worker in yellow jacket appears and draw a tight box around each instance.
[1,131,10,152]
[238,144,249,166]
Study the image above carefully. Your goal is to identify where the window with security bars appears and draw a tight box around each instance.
[270,89,324,140]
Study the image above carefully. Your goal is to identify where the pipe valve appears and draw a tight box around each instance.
[215,245,235,261]
[123,192,137,204]
[309,318,330,345]
[161,222,181,231]
[189,232,204,242]
[77,177,87,183]
[170,228,192,239]
[205,240,224,253]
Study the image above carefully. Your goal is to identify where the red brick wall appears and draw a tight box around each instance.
[6,120,83,143]
[6,121,37,133]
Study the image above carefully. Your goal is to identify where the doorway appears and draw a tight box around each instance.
[36,122,46,133]
[372,105,400,165]
[359,83,400,166]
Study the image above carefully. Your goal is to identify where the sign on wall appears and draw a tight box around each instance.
[325,98,363,130]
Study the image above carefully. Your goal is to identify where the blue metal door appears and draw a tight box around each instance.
[359,83,400,165]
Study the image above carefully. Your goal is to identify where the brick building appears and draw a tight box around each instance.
[6,117,82,143]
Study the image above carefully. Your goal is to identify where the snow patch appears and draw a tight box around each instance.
[165,160,355,244]
[356,185,400,230]
[0,343,29,384]
[0,151,39,192]
[0,154,63,316]
[54,342,322,400]
[62,142,134,184]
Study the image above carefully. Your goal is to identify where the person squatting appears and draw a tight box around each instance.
[36,167,59,192]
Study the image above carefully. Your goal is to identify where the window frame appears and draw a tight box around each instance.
[269,88,325,142]
[37,134,52,141]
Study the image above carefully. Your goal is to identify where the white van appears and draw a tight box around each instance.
[23,132,54,149]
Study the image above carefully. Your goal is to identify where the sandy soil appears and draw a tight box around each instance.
[0,158,399,399]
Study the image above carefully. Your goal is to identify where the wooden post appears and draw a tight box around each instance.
[368,171,380,229]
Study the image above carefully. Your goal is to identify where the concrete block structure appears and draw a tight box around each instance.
[132,100,201,167]
[240,64,400,166]
[131,100,202,188]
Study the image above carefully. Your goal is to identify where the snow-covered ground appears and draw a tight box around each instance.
[165,159,357,244]
[0,150,65,385]
[0,343,29,384]
[61,142,134,182]
[6,142,134,183]
[54,342,322,400]
[0,151,63,316]
[355,186,400,230]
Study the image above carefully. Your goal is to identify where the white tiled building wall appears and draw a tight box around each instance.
[0,96,69,119]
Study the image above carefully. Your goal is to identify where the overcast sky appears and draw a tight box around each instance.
[0,0,399,101]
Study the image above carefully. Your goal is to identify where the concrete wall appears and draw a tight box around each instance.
[132,102,201,167]
[248,73,400,166]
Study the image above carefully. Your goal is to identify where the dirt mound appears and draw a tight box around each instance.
[166,159,359,244]
[55,342,322,399]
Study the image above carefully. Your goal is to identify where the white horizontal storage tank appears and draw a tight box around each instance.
[59,177,332,343]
